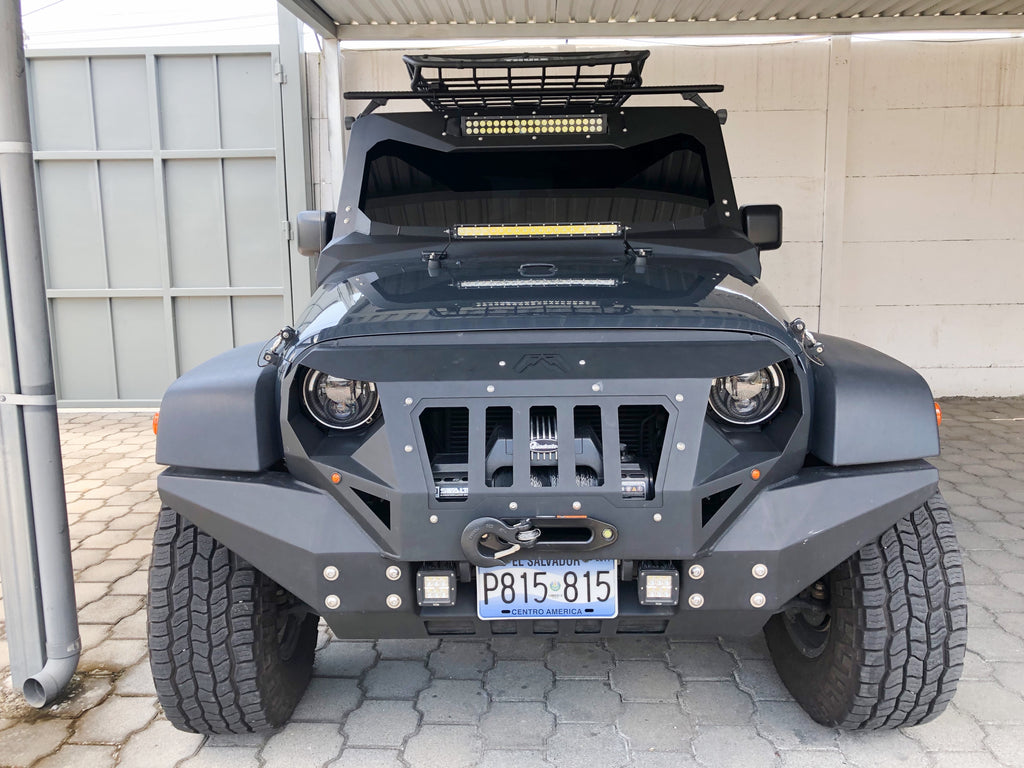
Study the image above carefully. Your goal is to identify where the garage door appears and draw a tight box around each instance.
[27,48,297,406]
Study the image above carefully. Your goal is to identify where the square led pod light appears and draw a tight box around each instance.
[638,568,680,606]
[416,569,457,607]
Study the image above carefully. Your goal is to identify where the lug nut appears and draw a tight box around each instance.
[323,565,340,581]
[688,593,704,609]
[752,563,768,579]
[385,566,402,581]
[386,594,402,609]
[750,592,767,608]
[324,594,340,610]
[688,564,704,580]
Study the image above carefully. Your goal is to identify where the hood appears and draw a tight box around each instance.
[290,248,799,359]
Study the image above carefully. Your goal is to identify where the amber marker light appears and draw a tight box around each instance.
[330,472,341,484]
[935,402,942,427]
[750,469,761,481]
[152,412,159,435]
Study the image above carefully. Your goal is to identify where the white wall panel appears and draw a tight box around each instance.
[844,174,1024,243]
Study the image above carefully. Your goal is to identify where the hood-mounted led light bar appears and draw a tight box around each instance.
[452,222,622,239]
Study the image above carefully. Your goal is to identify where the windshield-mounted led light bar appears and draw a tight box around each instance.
[453,222,621,239]
[463,115,607,135]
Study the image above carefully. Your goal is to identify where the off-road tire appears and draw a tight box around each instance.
[764,492,967,730]
[148,507,318,734]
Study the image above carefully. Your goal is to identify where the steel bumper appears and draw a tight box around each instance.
[158,460,937,638]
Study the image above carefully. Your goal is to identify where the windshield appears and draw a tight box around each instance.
[360,135,713,229]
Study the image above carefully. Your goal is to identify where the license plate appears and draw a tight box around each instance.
[476,559,618,620]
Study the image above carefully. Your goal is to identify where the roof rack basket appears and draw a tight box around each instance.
[344,50,724,119]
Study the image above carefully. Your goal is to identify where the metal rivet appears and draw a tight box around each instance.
[750,592,767,608]
[404,397,413,406]
[675,394,684,402]
[652,513,662,522]
[386,565,402,581]
[499,360,506,367]
[486,385,495,393]
[572,501,582,511]
[675,442,686,451]
[345,205,352,212]
[592,383,601,392]
[404,444,414,453]
[752,563,768,579]
[688,593,705,608]
[724,211,731,218]
[579,359,586,366]
[386,594,402,609]
[601,528,613,540]
[688,564,705,580]
[323,565,340,581]
[429,514,439,524]
[509,501,518,511]
[324,594,341,610]
[722,199,729,205]
[343,217,350,224]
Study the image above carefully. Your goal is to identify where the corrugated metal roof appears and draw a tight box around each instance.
[280,0,1024,38]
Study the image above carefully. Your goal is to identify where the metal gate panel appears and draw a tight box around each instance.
[27,47,296,407]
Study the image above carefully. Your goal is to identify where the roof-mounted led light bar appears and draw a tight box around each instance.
[453,222,621,239]
[463,115,607,136]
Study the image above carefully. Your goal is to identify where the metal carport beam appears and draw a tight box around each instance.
[330,16,1024,39]
[0,0,80,707]
[278,0,1023,40]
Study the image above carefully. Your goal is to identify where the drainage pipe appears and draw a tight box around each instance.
[0,0,80,706]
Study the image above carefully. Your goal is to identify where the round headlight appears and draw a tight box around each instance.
[303,370,379,430]
[708,364,786,425]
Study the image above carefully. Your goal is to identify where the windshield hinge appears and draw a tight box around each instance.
[259,326,297,367]
[273,61,286,84]
[282,220,293,241]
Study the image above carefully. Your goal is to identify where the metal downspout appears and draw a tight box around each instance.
[0,0,80,706]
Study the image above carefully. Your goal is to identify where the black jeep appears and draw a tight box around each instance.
[148,51,966,734]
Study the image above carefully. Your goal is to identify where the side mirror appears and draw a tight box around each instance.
[739,204,782,251]
[295,210,336,257]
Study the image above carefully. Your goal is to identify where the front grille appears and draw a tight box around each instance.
[419,402,668,500]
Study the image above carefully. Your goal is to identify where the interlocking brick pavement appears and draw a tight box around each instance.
[0,398,1022,766]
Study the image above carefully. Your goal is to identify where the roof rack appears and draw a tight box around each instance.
[344,50,724,120]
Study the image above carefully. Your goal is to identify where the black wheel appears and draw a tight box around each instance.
[764,492,968,730]
[148,507,318,734]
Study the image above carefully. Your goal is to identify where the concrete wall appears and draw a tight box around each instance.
[313,36,1024,397]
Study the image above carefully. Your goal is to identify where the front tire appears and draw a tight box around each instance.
[764,492,967,729]
[148,507,318,734]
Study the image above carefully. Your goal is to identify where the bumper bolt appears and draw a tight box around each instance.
[752,563,768,579]
[429,514,439,524]
[750,592,767,608]
[652,513,662,522]
[688,593,704,609]
[385,566,402,581]
[688,564,704,580]
[323,565,340,581]
[386,594,402,609]
[324,594,340,610]
[572,501,582,511]
[404,397,413,405]
[675,394,684,402]
[601,528,613,540]
[509,501,518,511]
